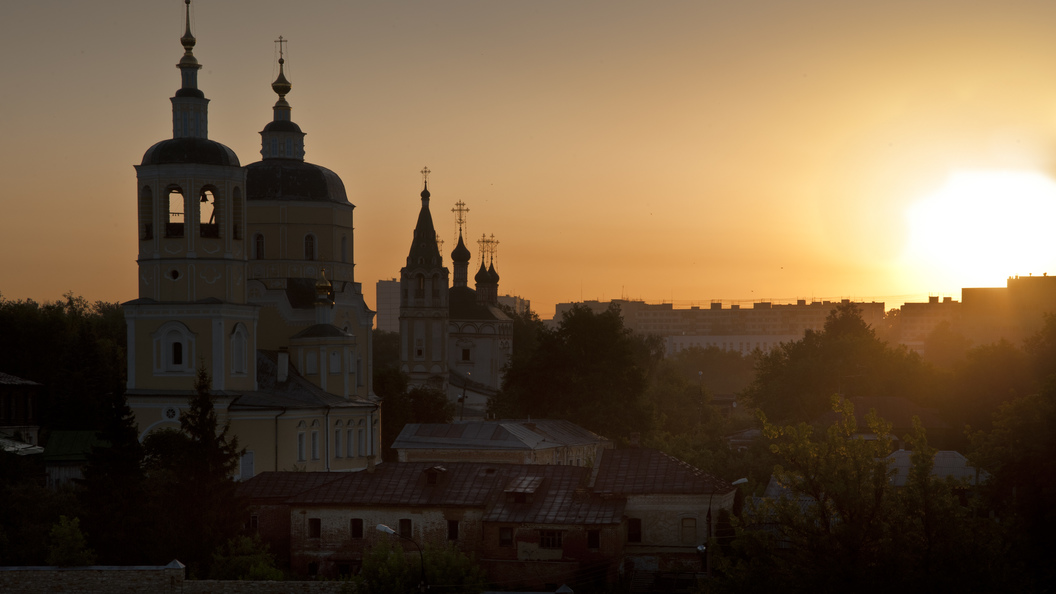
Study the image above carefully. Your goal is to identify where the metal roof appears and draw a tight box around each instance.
[393,419,610,452]
[592,448,734,495]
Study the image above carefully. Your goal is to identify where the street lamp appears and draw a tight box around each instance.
[376,523,426,592]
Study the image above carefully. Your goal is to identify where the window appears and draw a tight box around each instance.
[249,515,259,533]
[199,189,219,238]
[305,234,316,261]
[311,430,320,460]
[297,432,306,462]
[539,530,563,549]
[628,518,642,543]
[231,324,248,375]
[309,518,321,539]
[334,427,343,458]
[587,529,600,550]
[681,518,697,545]
[253,233,265,259]
[447,520,459,541]
[347,428,355,457]
[350,518,363,539]
[239,451,254,481]
[167,187,185,237]
[358,428,366,456]
[499,527,513,547]
[307,562,318,576]
[461,348,471,362]
[172,342,183,366]
[399,519,412,539]
[341,235,348,263]
[330,350,341,374]
[140,186,153,240]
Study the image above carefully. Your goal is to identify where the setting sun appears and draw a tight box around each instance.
[903,170,1056,289]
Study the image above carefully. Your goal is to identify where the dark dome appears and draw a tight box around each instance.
[451,232,471,263]
[141,137,240,167]
[474,262,489,284]
[262,120,304,134]
[245,159,349,204]
[488,263,500,283]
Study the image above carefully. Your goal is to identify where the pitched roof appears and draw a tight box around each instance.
[393,419,610,452]
[0,372,41,386]
[249,462,624,526]
[592,448,734,495]
[228,351,375,410]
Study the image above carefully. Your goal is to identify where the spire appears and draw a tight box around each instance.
[171,0,209,138]
[406,167,442,268]
[259,36,306,160]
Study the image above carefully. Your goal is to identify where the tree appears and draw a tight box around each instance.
[353,540,486,594]
[743,302,937,423]
[713,397,1015,593]
[209,535,284,580]
[148,366,245,577]
[380,384,453,461]
[494,303,659,440]
[46,516,96,567]
[77,391,151,564]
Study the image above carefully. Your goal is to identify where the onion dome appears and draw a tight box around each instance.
[474,262,490,284]
[244,43,350,205]
[488,262,500,284]
[451,230,471,264]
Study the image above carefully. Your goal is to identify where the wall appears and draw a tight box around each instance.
[0,565,349,594]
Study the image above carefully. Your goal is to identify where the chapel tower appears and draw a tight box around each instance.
[399,169,450,390]
[125,0,258,394]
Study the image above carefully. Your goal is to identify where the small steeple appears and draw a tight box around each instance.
[259,36,306,160]
[171,0,209,139]
[407,168,442,268]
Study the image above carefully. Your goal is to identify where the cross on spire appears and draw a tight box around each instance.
[275,35,287,61]
[452,200,470,231]
[421,166,431,183]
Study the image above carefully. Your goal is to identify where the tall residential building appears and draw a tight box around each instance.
[375,279,401,332]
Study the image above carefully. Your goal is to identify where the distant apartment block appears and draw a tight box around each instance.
[551,298,886,356]
[375,278,400,333]
[961,274,1056,346]
[899,295,960,353]
[497,294,531,315]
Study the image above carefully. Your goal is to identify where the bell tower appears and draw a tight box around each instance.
[125,0,258,395]
[399,168,450,391]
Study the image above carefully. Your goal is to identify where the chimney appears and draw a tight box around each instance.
[277,348,289,383]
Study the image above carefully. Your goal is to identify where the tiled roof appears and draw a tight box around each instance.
[393,419,610,452]
[0,372,41,386]
[229,351,376,410]
[592,448,734,495]
[886,450,989,487]
[236,471,346,501]
[252,462,624,526]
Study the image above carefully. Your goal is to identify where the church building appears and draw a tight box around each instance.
[125,2,378,478]
[398,182,512,417]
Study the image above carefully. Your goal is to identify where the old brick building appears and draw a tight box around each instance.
[238,448,735,589]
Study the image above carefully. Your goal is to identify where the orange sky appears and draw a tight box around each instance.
[5,1,1056,319]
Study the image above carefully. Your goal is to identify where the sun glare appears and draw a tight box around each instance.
[903,170,1056,288]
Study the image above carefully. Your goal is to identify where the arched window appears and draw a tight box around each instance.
[199,188,219,238]
[231,324,248,375]
[253,233,265,260]
[166,186,185,238]
[140,186,154,240]
[232,187,243,240]
[152,321,194,375]
[341,235,348,263]
[305,234,316,261]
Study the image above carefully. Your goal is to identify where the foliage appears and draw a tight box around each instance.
[146,366,245,577]
[46,516,96,566]
[494,303,659,441]
[380,384,454,462]
[77,391,152,564]
[920,320,971,371]
[353,540,486,594]
[742,302,936,423]
[0,463,79,565]
[0,293,126,430]
[712,397,1015,593]
[209,535,284,580]
[970,386,1056,589]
